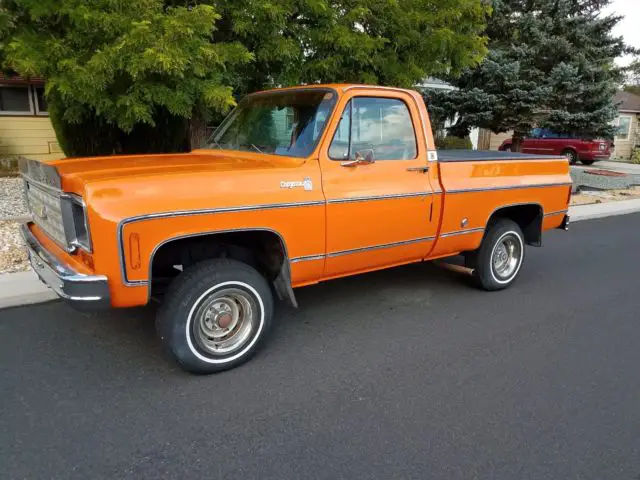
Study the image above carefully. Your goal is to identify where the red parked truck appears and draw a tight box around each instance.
[499,128,611,165]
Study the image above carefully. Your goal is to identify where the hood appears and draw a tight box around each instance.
[48,149,306,190]
[38,149,318,222]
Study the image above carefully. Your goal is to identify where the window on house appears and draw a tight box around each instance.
[0,86,32,114]
[34,86,48,114]
[615,116,631,140]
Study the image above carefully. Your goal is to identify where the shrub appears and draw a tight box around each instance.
[631,148,640,165]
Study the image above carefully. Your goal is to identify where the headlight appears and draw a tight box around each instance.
[61,194,92,253]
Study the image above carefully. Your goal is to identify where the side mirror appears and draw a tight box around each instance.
[341,149,375,167]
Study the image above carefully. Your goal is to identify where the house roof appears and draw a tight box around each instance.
[614,90,640,113]
[0,72,45,85]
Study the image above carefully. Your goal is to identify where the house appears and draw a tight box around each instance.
[0,74,63,161]
[612,90,640,159]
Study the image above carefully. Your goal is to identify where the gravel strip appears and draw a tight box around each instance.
[0,177,28,218]
[0,221,29,273]
[571,186,640,206]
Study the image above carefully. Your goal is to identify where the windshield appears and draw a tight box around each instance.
[207,89,337,158]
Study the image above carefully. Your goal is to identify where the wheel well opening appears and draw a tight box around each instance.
[150,230,295,305]
[488,204,543,246]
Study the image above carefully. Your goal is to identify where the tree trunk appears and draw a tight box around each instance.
[188,114,209,151]
[511,131,526,152]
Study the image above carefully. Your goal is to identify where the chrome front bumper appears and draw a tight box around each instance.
[21,223,111,309]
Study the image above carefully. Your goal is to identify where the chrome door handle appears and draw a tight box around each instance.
[406,166,429,173]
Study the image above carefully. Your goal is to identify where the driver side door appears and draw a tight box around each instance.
[319,92,437,278]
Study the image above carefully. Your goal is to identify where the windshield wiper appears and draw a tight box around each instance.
[250,143,263,154]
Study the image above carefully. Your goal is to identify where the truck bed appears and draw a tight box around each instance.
[437,150,562,162]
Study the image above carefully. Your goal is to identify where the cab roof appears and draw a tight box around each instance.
[250,84,417,96]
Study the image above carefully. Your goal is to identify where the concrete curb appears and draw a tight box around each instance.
[0,270,57,310]
[0,215,30,222]
[1,200,640,310]
[569,198,640,222]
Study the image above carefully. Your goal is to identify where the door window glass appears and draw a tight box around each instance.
[328,101,351,160]
[541,129,560,139]
[329,97,417,161]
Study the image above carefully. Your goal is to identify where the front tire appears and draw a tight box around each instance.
[471,219,525,291]
[156,258,274,374]
[580,159,595,166]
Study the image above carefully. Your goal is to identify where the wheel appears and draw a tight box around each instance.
[562,149,578,165]
[471,219,525,291]
[156,258,274,374]
[502,144,513,152]
[580,160,595,166]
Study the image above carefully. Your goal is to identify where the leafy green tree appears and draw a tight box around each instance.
[211,0,490,94]
[430,0,635,150]
[0,0,490,157]
[0,0,251,156]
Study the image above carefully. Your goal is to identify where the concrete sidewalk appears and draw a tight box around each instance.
[2,199,640,310]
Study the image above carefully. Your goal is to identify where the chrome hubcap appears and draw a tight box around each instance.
[491,234,522,280]
[193,288,255,355]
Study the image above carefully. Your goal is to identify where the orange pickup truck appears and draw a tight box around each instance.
[20,84,571,373]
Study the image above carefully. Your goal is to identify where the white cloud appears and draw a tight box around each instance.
[603,0,640,65]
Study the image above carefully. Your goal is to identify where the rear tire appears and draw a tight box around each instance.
[471,219,525,291]
[580,160,595,166]
[562,149,578,165]
[156,258,274,374]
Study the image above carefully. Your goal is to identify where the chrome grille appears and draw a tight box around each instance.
[25,181,67,247]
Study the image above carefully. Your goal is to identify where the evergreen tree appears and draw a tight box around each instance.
[432,0,635,150]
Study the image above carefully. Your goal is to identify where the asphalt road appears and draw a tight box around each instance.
[2,214,640,480]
